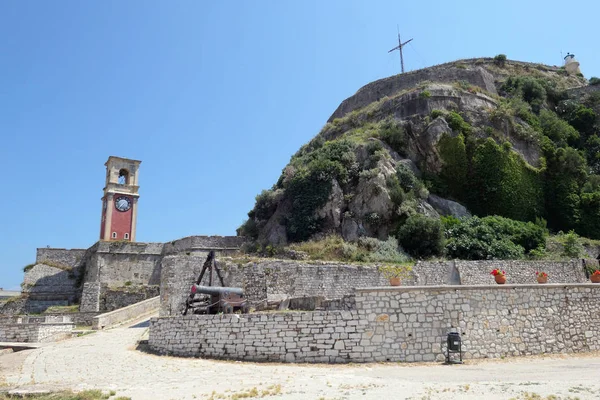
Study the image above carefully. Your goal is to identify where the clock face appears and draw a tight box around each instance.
[115,197,132,212]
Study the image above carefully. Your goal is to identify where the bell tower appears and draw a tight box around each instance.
[100,156,141,242]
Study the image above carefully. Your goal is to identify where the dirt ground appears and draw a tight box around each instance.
[2,321,600,400]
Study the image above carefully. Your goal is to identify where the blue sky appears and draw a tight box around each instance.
[1,0,598,290]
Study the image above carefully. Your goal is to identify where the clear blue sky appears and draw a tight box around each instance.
[1,0,598,290]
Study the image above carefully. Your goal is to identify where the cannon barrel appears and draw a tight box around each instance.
[192,285,244,296]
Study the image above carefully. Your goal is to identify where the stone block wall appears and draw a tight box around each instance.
[162,236,246,255]
[159,257,586,317]
[35,248,88,269]
[84,242,165,286]
[102,285,159,312]
[353,284,600,362]
[159,258,390,316]
[0,316,74,343]
[149,284,600,363]
[80,283,101,312]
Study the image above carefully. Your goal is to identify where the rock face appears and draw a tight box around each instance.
[427,194,471,219]
[240,57,588,245]
[328,62,498,121]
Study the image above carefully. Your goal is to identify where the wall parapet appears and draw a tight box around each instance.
[92,296,159,330]
[354,283,599,292]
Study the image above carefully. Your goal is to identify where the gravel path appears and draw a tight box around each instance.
[2,320,600,399]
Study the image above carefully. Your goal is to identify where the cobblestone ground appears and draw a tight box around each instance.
[2,320,600,400]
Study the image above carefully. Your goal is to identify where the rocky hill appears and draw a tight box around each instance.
[239,57,600,254]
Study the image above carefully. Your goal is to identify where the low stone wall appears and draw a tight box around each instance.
[42,312,101,326]
[0,316,74,343]
[92,296,159,330]
[162,236,246,255]
[149,284,600,363]
[454,260,586,285]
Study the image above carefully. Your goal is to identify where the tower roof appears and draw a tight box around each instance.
[105,156,142,166]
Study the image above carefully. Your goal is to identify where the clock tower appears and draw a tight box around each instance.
[100,156,141,242]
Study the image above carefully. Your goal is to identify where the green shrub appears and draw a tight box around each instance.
[494,54,507,66]
[469,139,543,221]
[378,119,406,155]
[358,236,411,263]
[23,263,36,273]
[396,215,444,258]
[445,216,527,260]
[444,112,472,135]
[502,76,547,112]
[237,218,259,240]
[386,175,405,207]
[578,190,600,239]
[438,133,468,200]
[420,90,431,98]
[540,109,580,147]
[562,230,584,258]
[430,109,444,119]
[285,139,357,242]
[364,140,385,169]
[590,77,600,86]
[253,189,281,221]
[543,146,587,232]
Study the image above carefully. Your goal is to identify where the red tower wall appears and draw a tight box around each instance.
[109,196,133,240]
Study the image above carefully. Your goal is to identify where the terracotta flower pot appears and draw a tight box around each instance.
[495,275,506,284]
[389,277,401,286]
[591,275,600,283]
[537,276,548,284]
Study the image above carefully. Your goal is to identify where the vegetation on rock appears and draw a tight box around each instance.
[240,57,600,260]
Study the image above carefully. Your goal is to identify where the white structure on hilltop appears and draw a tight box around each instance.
[564,53,581,74]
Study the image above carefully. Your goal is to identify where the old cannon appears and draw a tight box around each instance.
[182,250,249,315]
[185,285,249,315]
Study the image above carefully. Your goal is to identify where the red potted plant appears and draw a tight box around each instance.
[591,270,600,283]
[491,269,506,284]
[536,271,548,284]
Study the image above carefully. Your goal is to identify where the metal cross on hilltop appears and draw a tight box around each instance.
[388,27,413,74]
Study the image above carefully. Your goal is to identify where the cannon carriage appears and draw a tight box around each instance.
[183,250,249,315]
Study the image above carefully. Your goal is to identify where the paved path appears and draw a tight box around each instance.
[2,321,600,400]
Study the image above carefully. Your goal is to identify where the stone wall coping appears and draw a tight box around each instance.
[94,296,159,319]
[355,283,600,292]
[2,322,75,327]
[187,247,242,251]
[36,247,88,251]
[152,310,336,321]
[93,296,159,329]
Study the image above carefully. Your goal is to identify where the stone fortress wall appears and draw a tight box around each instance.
[2,236,245,315]
[76,235,245,312]
[149,284,600,363]
[159,257,590,317]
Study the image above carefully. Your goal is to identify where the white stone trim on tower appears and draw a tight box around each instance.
[103,193,114,241]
